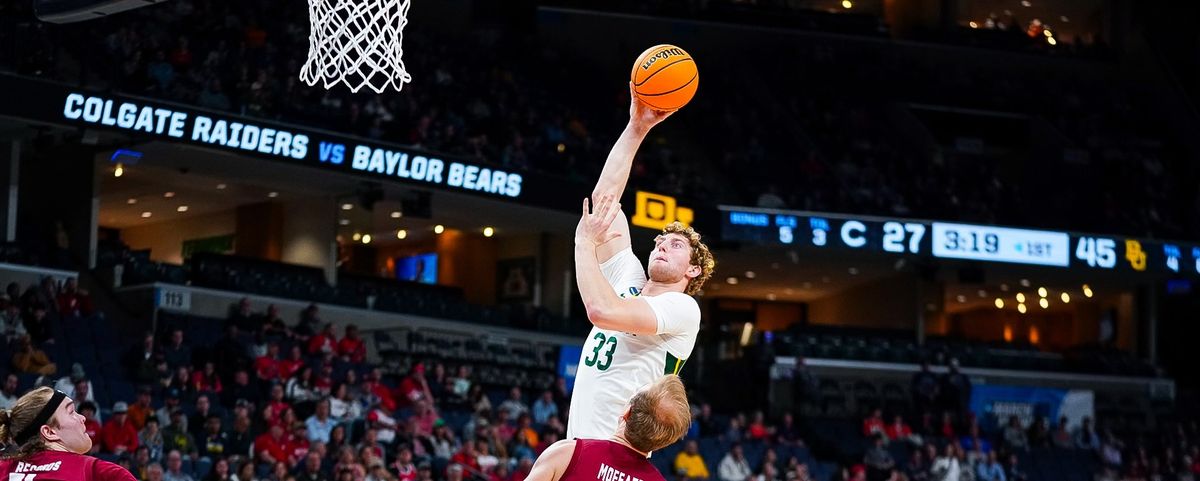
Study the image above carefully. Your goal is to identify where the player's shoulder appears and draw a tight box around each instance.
[647,290,701,314]
[93,458,138,481]
[543,438,578,457]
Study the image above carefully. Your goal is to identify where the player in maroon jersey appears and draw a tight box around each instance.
[0,387,136,480]
[526,375,691,481]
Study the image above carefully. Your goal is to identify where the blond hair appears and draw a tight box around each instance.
[624,375,691,453]
[0,387,58,459]
[659,222,715,295]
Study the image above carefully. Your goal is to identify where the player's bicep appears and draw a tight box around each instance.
[526,440,576,481]
[593,298,659,336]
[596,210,633,264]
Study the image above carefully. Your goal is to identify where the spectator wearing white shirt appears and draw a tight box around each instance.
[932,444,961,481]
[0,373,18,409]
[54,363,96,403]
[330,383,363,422]
[718,443,753,481]
[0,302,26,343]
[498,387,529,420]
[366,403,399,444]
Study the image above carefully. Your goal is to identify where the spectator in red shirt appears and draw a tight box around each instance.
[337,324,366,364]
[254,424,289,466]
[315,363,335,398]
[255,343,282,381]
[192,361,223,394]
[287,423,311,465]
[359,428,386,460]
[747,411,770,440]
[363,370,396,413]
[395,365,431,409]
[168,37,193,69]
[265,384,291,427]
[885,415,913,443]
[307,323,337,355]
[940,411,957,439]
[449,441,481,475]
[101,401,139,455]
[279,345,305,380]
[56,278,93,318]
[495,411,516,444]
[79,401,101,455]
[394,446,417,481]
[863,408,886,438]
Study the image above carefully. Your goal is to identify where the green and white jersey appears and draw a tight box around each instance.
[566,247,701,441]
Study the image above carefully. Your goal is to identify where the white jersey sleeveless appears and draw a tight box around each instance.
[566,247,701,440]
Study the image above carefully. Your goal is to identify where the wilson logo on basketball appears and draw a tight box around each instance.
[641,48,686,70]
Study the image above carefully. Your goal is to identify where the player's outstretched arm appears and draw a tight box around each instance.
[592,83,675,201]
[590,83,675,263]
[576,196,659,336]
[525,439,577,481]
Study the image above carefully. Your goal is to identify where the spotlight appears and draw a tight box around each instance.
[483,227,494,237]
[434,225,445,234]
[396,230,407,240]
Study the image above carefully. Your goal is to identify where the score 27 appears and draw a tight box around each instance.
[882,221,926,254]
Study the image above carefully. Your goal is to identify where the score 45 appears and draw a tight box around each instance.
[1075,237,1117,269]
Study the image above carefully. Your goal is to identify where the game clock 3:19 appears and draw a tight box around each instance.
[942,229,999,254]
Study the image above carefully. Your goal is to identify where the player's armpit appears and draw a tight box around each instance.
[525,440,578,481]
[596,210,633,264]
[589,297,658,336]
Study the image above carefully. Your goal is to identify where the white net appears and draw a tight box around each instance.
[300,0,413,94]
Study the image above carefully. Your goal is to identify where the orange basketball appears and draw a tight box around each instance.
[631,44,699,112]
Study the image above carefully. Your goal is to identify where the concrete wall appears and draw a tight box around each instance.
[807,275,918,329]
[282,197,336,282]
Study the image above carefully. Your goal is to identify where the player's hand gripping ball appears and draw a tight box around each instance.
[631,44,698,112]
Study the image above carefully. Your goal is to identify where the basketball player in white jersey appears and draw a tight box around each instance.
[567,84,715,441]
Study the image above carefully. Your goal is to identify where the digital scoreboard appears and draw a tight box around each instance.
[721,207,1200,276]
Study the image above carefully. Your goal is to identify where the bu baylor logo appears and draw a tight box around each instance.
[631,191,693,230]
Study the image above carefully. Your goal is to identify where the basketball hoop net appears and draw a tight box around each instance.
[300,0,413,94]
